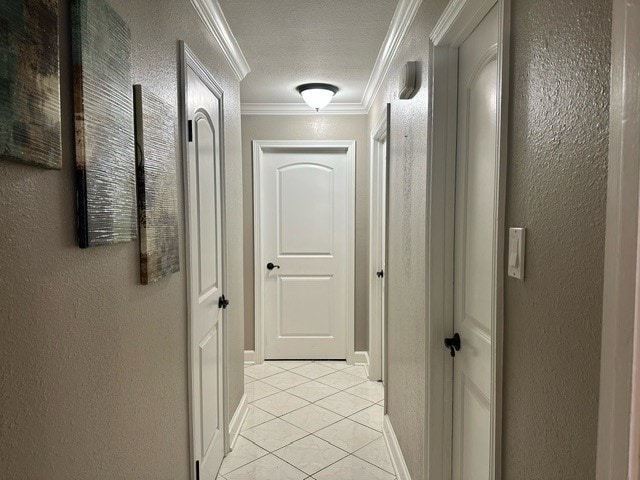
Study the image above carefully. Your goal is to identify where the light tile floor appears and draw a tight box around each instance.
[217,361,394,480]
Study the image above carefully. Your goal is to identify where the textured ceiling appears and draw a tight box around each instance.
[218,0,399,104]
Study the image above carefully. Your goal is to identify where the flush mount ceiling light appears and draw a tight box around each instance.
[296,83,339,111]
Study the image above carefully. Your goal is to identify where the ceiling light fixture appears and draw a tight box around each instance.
[296,83,339,111]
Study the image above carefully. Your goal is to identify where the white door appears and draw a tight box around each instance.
[183,46,226,480]
[451,5,499,479]
[369,113,388,382]
[255,141,355,360]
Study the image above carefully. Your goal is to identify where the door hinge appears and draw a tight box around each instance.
[195,460,200,480]
[218,295,230,309]
[188,120,193,142]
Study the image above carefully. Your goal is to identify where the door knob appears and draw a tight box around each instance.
[444,333,461,357]
[218,295,230,309]
[266,262,280,270]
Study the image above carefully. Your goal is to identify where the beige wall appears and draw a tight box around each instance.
[368,0,611,479]
[502,0,610,477]
[367,1,449,477]
[241,115,370,353]
[0,0,244,478]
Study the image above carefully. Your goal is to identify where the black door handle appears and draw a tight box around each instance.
[218,295,230,309]
[267,262,280,270]
[444,333,461,357]
[376,270,384,278]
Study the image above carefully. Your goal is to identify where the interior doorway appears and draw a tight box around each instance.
[428,0,510,478]
[179,42,229,480]
[253,140,356,362]
[368,106,390,383]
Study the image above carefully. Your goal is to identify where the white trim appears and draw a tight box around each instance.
[362,0,423,112]
[244,350,256,366]
[368,109,389,382]
[431,0,497,46]
[179,41,231,477]
[228,394,248,450]
[190,0,250,80]
[242,103,368,116]
[426,1,509,479]
[252,140,357,364]
[596,0,640,477]
[383,415,412,480]
[239,0,422,115]
[353,351,370,377]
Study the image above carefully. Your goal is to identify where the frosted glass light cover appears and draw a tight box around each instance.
[300,88,336,110]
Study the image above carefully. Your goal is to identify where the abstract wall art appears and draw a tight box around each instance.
[133,85,180,284]
[0,0,62,169]
[71,0,137,248]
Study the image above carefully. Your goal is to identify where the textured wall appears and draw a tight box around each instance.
[0,0,244,478]
[241,115,370,352]
[367,0,449,477]
[368,0,610,478]
[502,0,611,478]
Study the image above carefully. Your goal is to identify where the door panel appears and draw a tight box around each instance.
[195,114,219,296]
[279,276,334,336]
[185,54,225,479]
[463,59,498,331]
[258,146,353,360]
[452,5,499,480]
[460,376,491,476]
[278,164,334,255]
[200,325,220,458]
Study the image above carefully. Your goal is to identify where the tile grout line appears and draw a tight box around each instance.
[238,404,385,474]
[224,362,385,479]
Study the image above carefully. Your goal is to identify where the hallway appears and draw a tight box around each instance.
[218,361,390,479]
[0,0,628,478]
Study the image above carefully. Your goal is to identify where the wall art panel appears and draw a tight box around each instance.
[133,85,180,284]
[0,0,62,169]
[72,0,136,247]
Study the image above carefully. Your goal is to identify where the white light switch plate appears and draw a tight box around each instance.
[508,228,526,280]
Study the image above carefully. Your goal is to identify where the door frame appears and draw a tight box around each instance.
[368,108,389,382]
[178,41,230,478]
[595,0,640,477]
[426,0,511,478]
[252,140,357,364]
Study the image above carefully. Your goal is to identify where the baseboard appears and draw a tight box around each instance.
[244,350,255,365]
[383,414,412,480]
[229,394,248,450]
[353,350,370,377]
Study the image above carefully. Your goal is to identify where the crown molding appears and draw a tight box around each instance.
[361,0,423,111]
[190,0,251,80]
[241,103,368,116]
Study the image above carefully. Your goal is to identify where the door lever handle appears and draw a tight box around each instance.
[444,333,461,357]
[218,295,230,309]
[266,262,280,271]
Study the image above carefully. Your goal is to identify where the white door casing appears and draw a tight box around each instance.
[180,42,228,480]
[253,141,356,362]
[596,0,640,477]
[428,0,509,479]
[368,107,389,382]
